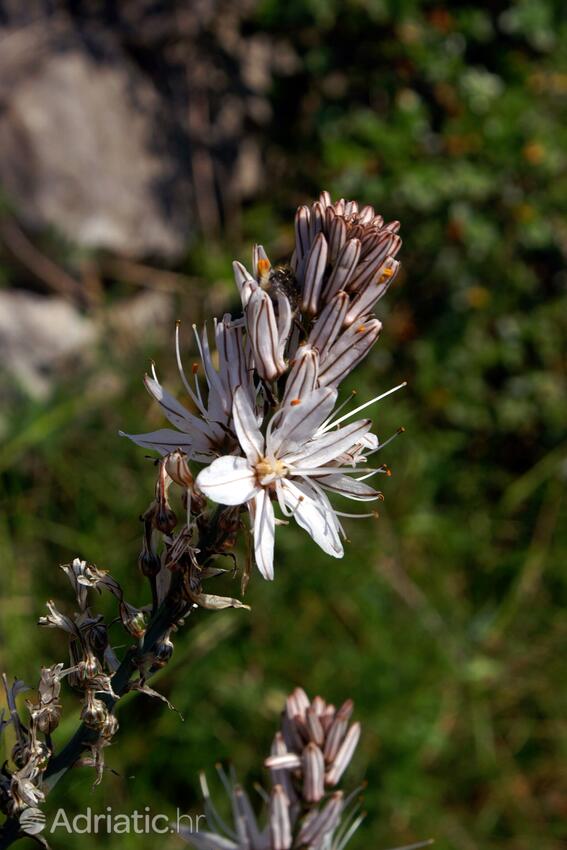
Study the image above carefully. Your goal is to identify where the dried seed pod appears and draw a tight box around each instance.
[36,704,62,735]
[81,693,108,731]
[154,505,177,535]
[151,637,174,670]
[138,544,162,578]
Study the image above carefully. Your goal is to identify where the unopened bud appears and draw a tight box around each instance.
[269,785,292,850]
[302,742,325,802]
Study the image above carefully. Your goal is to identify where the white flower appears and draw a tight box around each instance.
[196,386,388,580]
[121,314,254,461]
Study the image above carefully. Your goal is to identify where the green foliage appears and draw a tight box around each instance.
[1,1,566,849]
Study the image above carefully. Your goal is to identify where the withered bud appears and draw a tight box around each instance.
[101,714,119,740]
[87,622,109,656]
[182,487,207,516]
[138,543,162,578]
[153,459,177,534]
[36,704,62,735]
[151,637,174,670]
[119,602,147,638]
[154,504,177,536]
[32,741,51,772]
[164,451,194,488]
[10,740,28,770]
[81,692,108,730]
[77,652,100,683]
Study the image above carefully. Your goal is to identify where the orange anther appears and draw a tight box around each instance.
[290,398,301,406]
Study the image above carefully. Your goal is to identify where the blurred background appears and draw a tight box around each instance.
[0,1,565,848]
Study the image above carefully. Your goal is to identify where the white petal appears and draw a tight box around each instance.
[282,479,343,558]
[196,456,258,505]
[232,386,264,463]
[120,428,195,455]
[253,489,275,580]
[144,374,215,438]
[286,420,372,469]
[233,260,257,307]
[276,293,293,360]
[316,473,381,501]
[269,387,338,457]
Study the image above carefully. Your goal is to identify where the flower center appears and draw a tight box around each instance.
[255,457,288,485]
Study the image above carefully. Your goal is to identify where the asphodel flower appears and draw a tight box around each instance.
[196,384,395,580]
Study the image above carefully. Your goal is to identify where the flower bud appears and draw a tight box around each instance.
[302,742,325,802]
